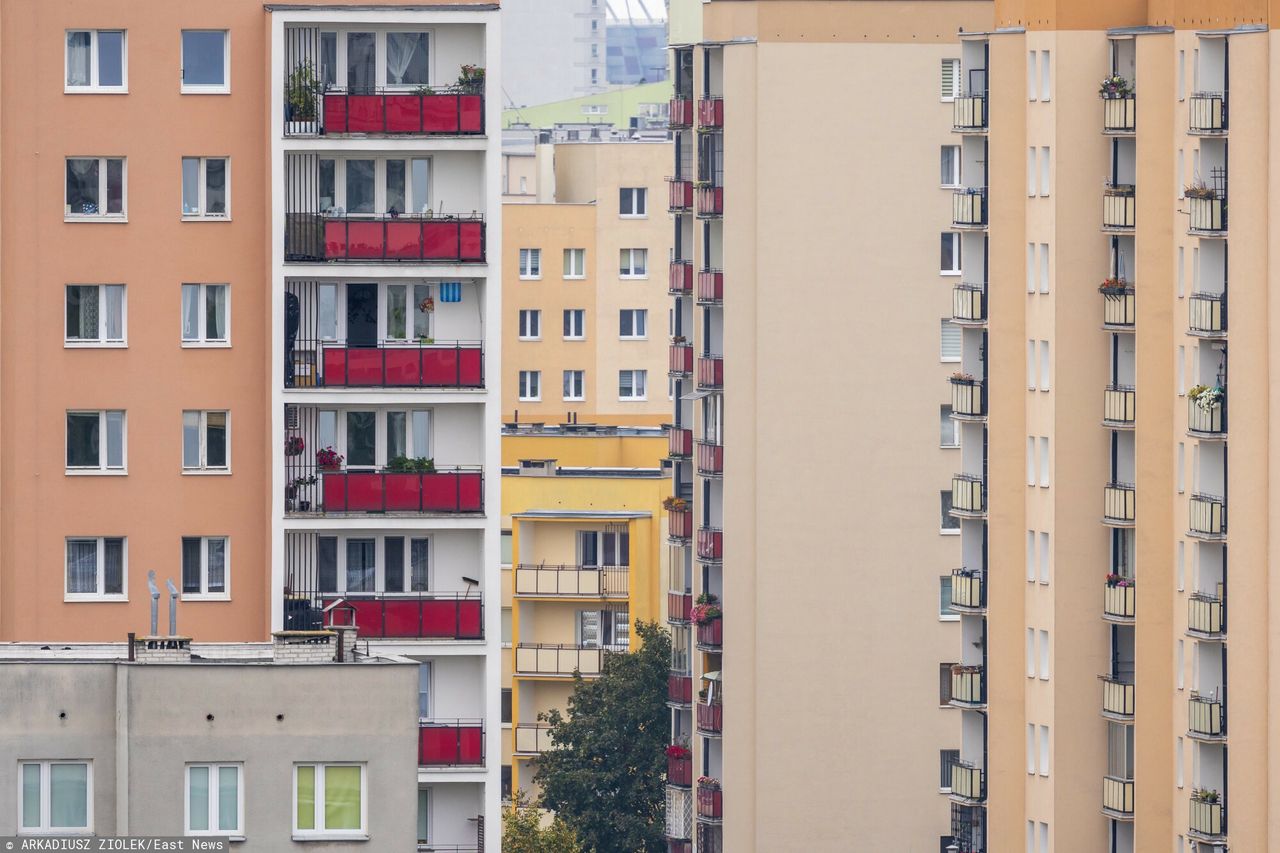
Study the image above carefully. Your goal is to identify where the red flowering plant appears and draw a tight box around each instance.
[1099,276,1130,294]
[665,744,691,760]
[691,592,722,625]
[1105,573,1134,588]
[697,776,721,790]
[285,435,306,457]
[316,447,344,470]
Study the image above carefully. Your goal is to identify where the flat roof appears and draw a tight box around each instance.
[512,509,652,520]
[267,3,499,10]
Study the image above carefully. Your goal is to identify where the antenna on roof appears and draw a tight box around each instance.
[147,571,160,636]
[166,578,179,636]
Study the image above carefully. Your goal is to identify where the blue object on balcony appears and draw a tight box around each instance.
[440,281,462,303]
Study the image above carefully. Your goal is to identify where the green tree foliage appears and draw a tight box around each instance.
[534,620,671,852]
[502,792,583,853]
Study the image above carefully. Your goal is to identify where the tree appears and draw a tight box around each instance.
[534,620,671,852]
[502,792,582,853]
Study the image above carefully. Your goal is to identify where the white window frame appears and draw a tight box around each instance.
[292,763,367,840]
[940,319,961,363]
[619,369,647,401]
[940,405,959,448]
[184,763,244,837]
[619,248,649,279]
[619,309,648,340]
[940,233,961,276]
[318,156,432,217]
[619,187,648,218]
[182,410,231,473]
[319,28,434,91]
[180,29,231,94]
[940,145,961,188]
[518,309,541,340]
[563,309,585,341]
[563,370,585,402]
[316,533,434,595]
[65,30,127,93]
[64,284,126,347]
[65,410,126,474]
[181,157,231,220]
[940,58,960,101]
[18,761,93,835]
[518,370,541,402]
[64,157,127,221]
[316,409,433,470]
[563,248,586,279]
[181,283,231,347]
[181,536,231,601]
[938,575,958,621]
[519,248,541,279]
[64,537,127,602]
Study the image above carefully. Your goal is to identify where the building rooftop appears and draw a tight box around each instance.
[512,509,653,519]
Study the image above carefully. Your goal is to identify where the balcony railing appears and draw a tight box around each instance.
[950,569,985,612]
[1188,194,1227,233]
[696,617,723,649]
[950,378,986,419]
[952,94,987,131]
[697,270,724,305]
[1189,292,1227,336]
[668,178,694,213]
[698,97,724,129]
[287,341,484,389]
[1102,94,1136,132]
[285,214,486,264]
[952,283,986,324]
[952,188,987,228]
[1103,776,1135,818]
[1104,483,1136,525]
[669,427,693,459]
[668,591,693,623]
[696,185,724,218]
[514,723,556,755]
[419,720,484,766]
[697,440,724,476]
[670,344,694,376]
[1101,675,1135,719]
[304,468,483,515]
[668,671,693,706]
[665,784,693,840]
[1188,693,1226,739]
[513,565,628,598]
[669,260,694,296]
[950,803,986,853]
[515,643,614,677]
[667,753,693,787]
[1188,393,1227,437]
[1189,92,1227,133]
[1188,592,1225,637]
[1189,797,1226,839]
[668,508,693,541]
[1103,185,1136,230]
[1189,493,1226,539]
[697,701,723,735]
[950,665,985,708]
[1103,385,1136,427]
[950,474,986,518]
[670,98,694,129]
[697,782,723,821]
[282,590,482,639]
[1102,285,1136,328]
[697,527,723,562]
[949,759,985,803]
[697,355,724,390]
[1103,580,1136,622]
[311,89,485,136]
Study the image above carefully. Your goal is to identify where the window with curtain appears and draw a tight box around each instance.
[66,285,125,344]
[346,538,376,592]
[386,32,429,86]
[345,411,375,467]
[67,30,125,91]
[411,538,430,591]
[181,157,228,218]
[295,764,364,835]
[346,33,376,92]
[182,536,228,597]
[181,283,228,344]
[345,159,375,214]
[182,410,229,470]
[65,157,125,218]
[186,764,241,835]
[385,537,405,592]
[21,762,90,832]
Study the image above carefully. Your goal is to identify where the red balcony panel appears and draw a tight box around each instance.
[420,471,484,513]
[697,619,722,647]
[347,95,384,132]
[456,346,483,386]
[420,347,459,386]
[324,219,349,259]
[419,724,484,766]
[667,755,693,787]
[669,428,693,458]
[320,471,481,514]
[696,442,724,476]
[458,220,484,261]
[384,94,422,132]
[458,94,484,133]
[346,598,389,638]
[385,220,423,259]
[382,348,422,385]
[346,221,385,259]
[670,345,693,374]
[320,595,481,639]
[697,702,722,734]
[697,356,723,388]
[698,98,723,127]
[696,186,724,217]
[421,598,483,639]
[697,785,723,819]
[668,673,693,704]
[670,98,693,128]
[323,95,349,133]
[669,180,693,211]
[697,528,723,561]
[383,472,422,511]
[420,94,457,132]
[457,471,483,511]
[322,471,347,512]
[668,592,692,622]
[319,345,482,388]
[346,472,384,511]
[697,271,723,302]
[343,348,386,386]
[669,261,693,295]
[668,509,693,539]
[378,599,422,637]
[322,348,349,385]
[422,220,460,260]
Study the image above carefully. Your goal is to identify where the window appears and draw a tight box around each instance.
[1038,341,1051,390]
[66,285,125,345]
[940,58,960,100]
[940,233,961,275]
[1178,50,1186,100]
[182,536,229,599]
[66,30,126,92]
[294,764,365,838]
[619,309,648,339]
[1038,725,1050,775]
[519,248,541,279]
[319,30,430,90]
[1026,724,1036,773]
[1039,51,1051,101]
[1027,147,1037,196]
[1038,437,1050,487]
[185,764,242,836]
[66,410,125,472]
[1039,146,1050,196]
[1026,628,1036,677]
[182,410,229,472]
[1026,436,1036,486]
[181,284,229,345]
[181,157,229,218]
[619,369,647,400]
[1026,340,1037,389]
[619,248,648,278]
[1038,244,1049,293]
[563,370,585,401]
[500,530,513,565]
[315,534,431,594]
[317,156,430,215]
[939,749,959,791]
[1177,736,1184,787]
[181,30,229,93]
[417,787,430,845]
[518,370,540,401]
[385,32,429,86]
[563,309,585,340]
[518,309,541,340]
[938,575,958,620]
[65,157,125,219]
[940,319,961,362]
[940,405,959,447]
[1026,243,1037,293]
[1038,823,1048,853]
[1027,51,1037,101]
[563,248,586,279]
[940,145,961,187]
[65,538,125,600]
[418,663,432,718]
[19,762,91,834]
[1038,532,1050,585]
[1039,629,1050,680]
[619,187,647,217]
[940,491,959,532]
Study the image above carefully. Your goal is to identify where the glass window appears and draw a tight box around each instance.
[417,787,430,844]
[181,30,228,92]
[65,157,125,218]
[181,536,229,597]
[519,248,541,278]
[295,764,364,835]
[386,284,408,340]
[563,370,585,401]
[185,764,241,836]
[619,248,648,278]
[940,406,959,447]
[940,58,960,100]
[563,309,585,339]
[940,145,960,186]
[518,370,541,401]
[386,411,407,460]
[518,309,541,339]
[65,538,125,599]
[619,309,647,339]
[66,410,125,471]
[563,248,586,278]
[619,187,647,217]
[66,285,125,344]
[386,32,429,86]
[619,369,647,400]
[940,319,961,361]
[183,411,229,471]
[181,284,229,344]
[345,411,375,467]
[345,160,375,215]
[346,32,376,92]
[66,30,126,91]
[939,575,957,617]
[941,491,959,531]
[20,762,90,832]
[940,233,961,274]
[181,157,229,218]
[386,160,406,215]
[346,539,376,592]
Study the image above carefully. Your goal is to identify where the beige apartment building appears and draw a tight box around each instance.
[503,141,672,427]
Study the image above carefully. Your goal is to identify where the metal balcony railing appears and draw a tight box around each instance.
[1104,385,1136,427]
[1101,285,1136,328]
[1188,692,1225,739]
[513,565,628,598]
[1103,184,1136,230]
[1188,292,1227,336]
[1104,483,1136,525]
[1189,493,1226,539]
[1101,675,1135,719]
[1103,776,1135,818]
[1189,92,1227,133]
[419,720,484,766]
[1102,94,1136,132]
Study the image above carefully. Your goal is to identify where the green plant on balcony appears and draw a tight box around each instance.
[457,64,485,93]
[1193,787,1220,804]
[1099,276,1130,294]
[662,496,688,512]
[1185,182,1218,200]
[386,455,435,473]
[1099,75,1133,98]
[287,61,320,121]
[950,371,975,383]
[1188,384,1224,412]
[691,593,721,625]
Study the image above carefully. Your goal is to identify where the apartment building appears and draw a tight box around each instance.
[664,1,991,850]
[504,141,672,427]
[0,2,502,849]
[500,0,607,107]
[944,2,1276,852]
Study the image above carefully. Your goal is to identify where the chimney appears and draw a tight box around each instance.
[133,635,192,664]
[272,630,338,663]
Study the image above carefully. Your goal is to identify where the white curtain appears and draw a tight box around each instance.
[386,33,427,86]
[181,285,200,340]
[67,541,97,594]
[104,285,124,340]
[66,32,91,86]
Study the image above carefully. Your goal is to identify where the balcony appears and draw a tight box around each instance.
[697,781,723,822]
[950,569,985,614]
[1189,293,1227,337]
[696,440,724,477]
[949,759,985,804]
[669,343,693,377]
[1103,776,1135,820]
[951,283,986,325]
[949,664,986,709]
[1101,284,1136,329]
[419,720,484,766]
[668,178,694,213]
[696,617,723,650]
[697,269,724,305]
[287,341,483,389]
[669,427,693,459]
[695,185,723,218]
[1188,592,1225,638]
[310,89,484,137]
[513,564,628,599]
[950,474,986,519]
[1101,676,1135,720]
[697,355,724,390]
[668,671,693,707]
[670,97,694,129]
[668,591,693,623]
[300,468,483,516]
[668,508,693,541]
[513,723,555,755]
[952,188,987,229]
[1103,483,1136,526]
[697,527,723,563]
[950,803,986,853]
[1188,693,1226,741]
[1103,579,1136,623]
[1189,93,1227,133]
[1189,795,1226,841]
[283,591,482,639]
[1188,391,1227,437]
[952,94,987,131]
[1187,192,1227,234]
[1102,184,1136,231]
[698,97,724,129]
[696,824,722,853]
[669,260,694,296]
[285,214,486,264]
[514,643,610,677]
[697,700,723,736]
[1103,385,1136,428]
[1189,493,1226,540]
[667,751,693,787]
[665,784,693,840]
[950,377,986,420]
[1102,94,1136,133]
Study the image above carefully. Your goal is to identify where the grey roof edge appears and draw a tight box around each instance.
[1196,24,1267,36]
[959,26,1027,38]
[267,3,499,11]
[1107,26,1175,36]
[513,509,653,519]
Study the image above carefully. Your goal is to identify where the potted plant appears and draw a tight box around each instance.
[697,776,721,790]
[457,64,485,94]
[287,61,320,121]
[1188,384,1224,412]
[1193,787,1220,804]
[1104,573,1133,588]
[387,456,436,473]
[1098,75,1133,99]
[663,496,688,512]
[665,743,691,761]
[316,447,344,471]
[950,371,975,383]
[671,335,687,344]
[285,435,306,457]
[1099,276,1129,294]
[1185,182,1217,200]
[418,336,435,345]
[691,593,722,626]
[419,295,435,313]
